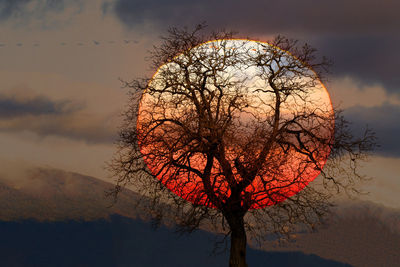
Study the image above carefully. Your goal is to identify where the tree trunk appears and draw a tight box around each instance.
[229,216,247,267]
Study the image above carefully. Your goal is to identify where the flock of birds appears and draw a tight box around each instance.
[0,39,139,47]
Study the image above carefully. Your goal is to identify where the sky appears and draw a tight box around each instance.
[0,0,399,209]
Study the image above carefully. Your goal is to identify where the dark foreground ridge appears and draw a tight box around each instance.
[0,215,351,267]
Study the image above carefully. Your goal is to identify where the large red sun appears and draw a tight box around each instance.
[137,39,334,209]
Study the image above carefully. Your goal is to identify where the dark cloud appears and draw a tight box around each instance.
[101,0,113,15]
[344,103,400,157]
[313,35,400,93]
[109,0,400,94]
[0,0,83,24]
[44,0,66,12]
[0,0,31,21]
[111,0,399,34]
[0,110,118,144]
[0,90,117,144]
[18,114,119,144]
[0,92,78,118]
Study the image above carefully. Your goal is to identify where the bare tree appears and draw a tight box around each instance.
[109,24,376,267]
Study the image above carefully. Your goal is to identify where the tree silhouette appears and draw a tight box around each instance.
[109,24,376,267]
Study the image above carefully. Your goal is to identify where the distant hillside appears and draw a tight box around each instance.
[0,167,143,221]
[259,202,400,267]
[0,166,398,267]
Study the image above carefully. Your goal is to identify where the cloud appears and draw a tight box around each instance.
[0,0,62,20]
[328,76,400,109]
[0,91,78,118]
[107,0,400,94]
[101,0,113,15]
[109,0,399,34]
[0,0,30,21]
[0,110,118,144]
[344,103,400,157]
[0,0,83,28]
[314,35,400,94]
[0,89,118,144]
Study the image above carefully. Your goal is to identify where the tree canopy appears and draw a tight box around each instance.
[110,25,376,267]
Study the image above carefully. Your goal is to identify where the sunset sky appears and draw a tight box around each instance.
[0,0,399,210]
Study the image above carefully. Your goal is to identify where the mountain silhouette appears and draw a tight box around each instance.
[0,166,398,266]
